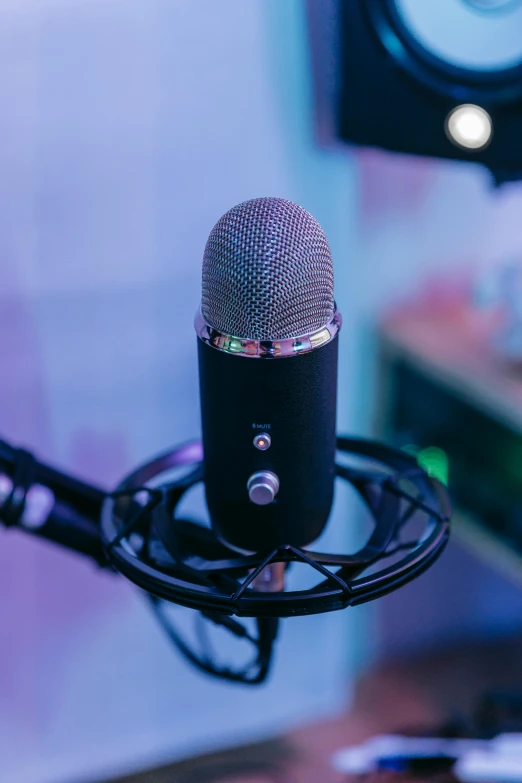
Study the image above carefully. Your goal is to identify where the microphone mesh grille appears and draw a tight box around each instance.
[201,197,334,340]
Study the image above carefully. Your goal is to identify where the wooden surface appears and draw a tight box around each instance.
[100,635,522,783]
[378,306,522,436]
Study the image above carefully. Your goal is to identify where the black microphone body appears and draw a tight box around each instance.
[197,334,338,552]
[196,197,341,553]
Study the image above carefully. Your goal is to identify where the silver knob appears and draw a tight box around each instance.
[247,471,280,506]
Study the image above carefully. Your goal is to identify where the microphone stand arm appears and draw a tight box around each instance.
[0,439,109,567]
[0,437,280,685]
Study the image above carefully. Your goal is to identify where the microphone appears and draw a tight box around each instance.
[195,197,341,553]
[0,196,451,685]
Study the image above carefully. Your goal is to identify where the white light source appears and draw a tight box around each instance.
[445,104,493,150]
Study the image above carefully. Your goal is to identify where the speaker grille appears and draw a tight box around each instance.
[201,197,334,340]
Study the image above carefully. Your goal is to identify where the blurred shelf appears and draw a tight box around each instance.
[380,308,522,436]
[377,305,522,585]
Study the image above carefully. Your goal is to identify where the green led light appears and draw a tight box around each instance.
[402,444,449,485]
[227,338,243,353]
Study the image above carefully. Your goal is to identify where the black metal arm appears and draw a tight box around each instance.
[0,439,109,566]
[0,438,280,685]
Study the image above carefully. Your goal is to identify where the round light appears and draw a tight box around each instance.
[445,104,493,150]
[253,432,271,451]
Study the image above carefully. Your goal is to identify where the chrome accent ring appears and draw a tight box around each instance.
[195,308,342,358]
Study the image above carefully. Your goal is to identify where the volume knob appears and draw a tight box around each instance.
[247,471,280,506]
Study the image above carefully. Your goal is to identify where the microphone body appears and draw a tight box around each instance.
[197,329,339,552]
[196,197,340,553]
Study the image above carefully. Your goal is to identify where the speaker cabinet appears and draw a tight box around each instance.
[308,0,522,183]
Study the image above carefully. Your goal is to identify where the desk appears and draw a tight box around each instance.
[101,635,522,783]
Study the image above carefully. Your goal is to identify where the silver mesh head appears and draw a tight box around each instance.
[201,197,334,340]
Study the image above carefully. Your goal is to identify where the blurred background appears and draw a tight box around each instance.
[2,1,522,782]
